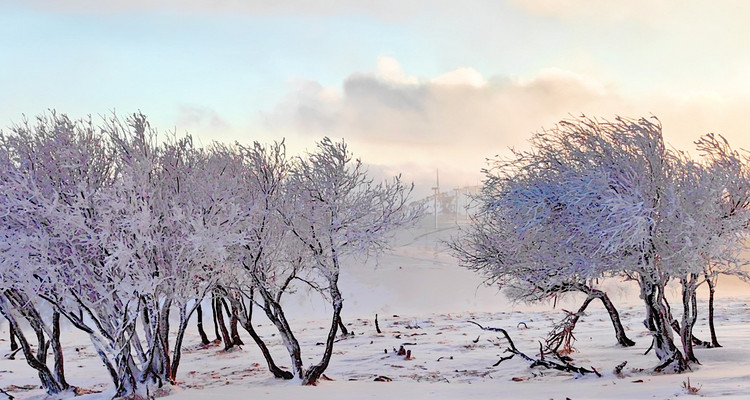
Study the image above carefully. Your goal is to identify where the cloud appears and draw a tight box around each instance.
[264,58,617,190]
[176,104,229,131]
[265,57,750,194]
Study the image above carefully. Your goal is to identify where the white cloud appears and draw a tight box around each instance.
[176,105,229,131]
[265,57,750,192]
[431,67,485,87]
[377,56,420,85]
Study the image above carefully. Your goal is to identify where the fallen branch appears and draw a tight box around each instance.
[0,387,13,400]
[468,321,599,376]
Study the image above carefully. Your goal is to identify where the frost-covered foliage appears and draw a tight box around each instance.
[453,116,750,373]
[0,112,421,394]
[0,112,113,395]
[225,138,423,385]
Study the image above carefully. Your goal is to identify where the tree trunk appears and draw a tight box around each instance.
[254,284,304,378]
[227,299,244,346]
[303,298,342,385]
[641,278,688,373]
[337,315,349,336]
[50,311,69,390]
[231,293,294,379]
[214,297,233,351]
[706,273,721,347]
[679,275,699,364]
[302,266,344,385]
[196,304,210,345]
[211,296,222,342]
[169,306,189,383]
[585,287,635,347]
[8,317,18,352]
[0,297,66,394]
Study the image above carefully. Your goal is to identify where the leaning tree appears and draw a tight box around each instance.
[451,124,642,350]
[453,116,750,373]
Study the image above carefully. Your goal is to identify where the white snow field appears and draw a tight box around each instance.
[3,222,750,399]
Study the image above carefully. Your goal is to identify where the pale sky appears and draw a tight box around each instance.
[2,0,750,197]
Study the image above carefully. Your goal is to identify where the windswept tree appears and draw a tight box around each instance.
[690,134,750,347]
[451,131,640,350]
[454,116,750,373]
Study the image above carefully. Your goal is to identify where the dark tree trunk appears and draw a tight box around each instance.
[169,306,189,383]
[254,283,304,378]
[302,297,343,385]
[8,318,18,352]
[211,296,222,342]
[196,304,210,345]
[158,300,172,383]
[337,315,349,336]
[0,297,67,395]
[226,299,244,346]
[231,292,294,379]
[50,311,68,389]
[706,273,721,347]
[301,259,344,386]
[679,275,700,364]
[641,278,688,373]
[214,297,233,351]
[586,287,635,347]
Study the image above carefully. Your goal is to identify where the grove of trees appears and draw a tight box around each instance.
[0,112,422,397]
[3,112,750,398]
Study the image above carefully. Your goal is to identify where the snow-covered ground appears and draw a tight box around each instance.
[3,221,750,399]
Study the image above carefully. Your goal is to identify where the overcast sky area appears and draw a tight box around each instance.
[2,0,750,198]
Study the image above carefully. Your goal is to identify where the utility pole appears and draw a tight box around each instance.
[432,170,440,229]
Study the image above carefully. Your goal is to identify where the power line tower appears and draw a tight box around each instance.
[454,187,461,224]
[432,169,440,229]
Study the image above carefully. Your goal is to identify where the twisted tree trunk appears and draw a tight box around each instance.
[641,278,688,373]
[0,293,70,395]
[679,275,700,363]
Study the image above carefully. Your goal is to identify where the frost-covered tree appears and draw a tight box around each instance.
[240,138,422,385]
[69,114,244,394]
[692,134,750,347]
[0,112,246,397]
[453,116,750,372]
[662,135,750,360]
[220,140,298,379]
[451,125,641,349]
[0,112,114,395]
